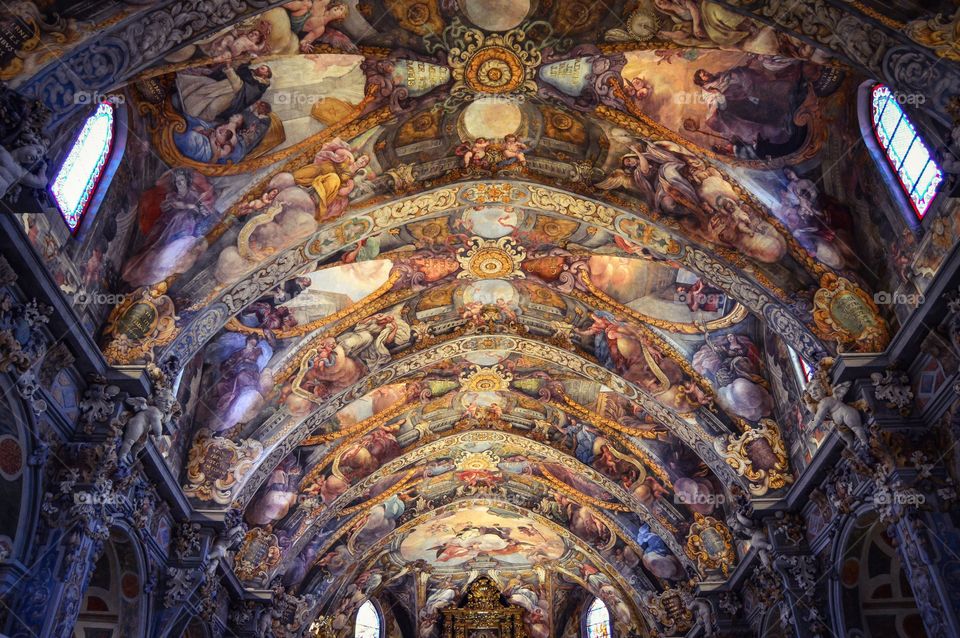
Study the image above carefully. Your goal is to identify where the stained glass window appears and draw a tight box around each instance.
[585,598,611,638]
[355,600,381,638]
[870,84,942,219]
[50,102,115,232]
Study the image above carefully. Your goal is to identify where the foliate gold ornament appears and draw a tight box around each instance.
[462,182,524,204]
[183,432,263,504]
[714,419,793,496]
[459,364,513,392]
[384,0,444,35]
[234,527,282,582]
[456,449,501,472]
[464,576,502,610]
[464,45,526,93]
[905,8,960,61]
[441,576,529,638]
[812,274,889,352]
[434,21,543,106]
[685,513,736,576]
[640,588,693,632]
[102,286,179,364]
[457,237,526,280]
[307,615,334,638]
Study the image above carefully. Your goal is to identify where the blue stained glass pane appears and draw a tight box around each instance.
[870,84,942,218]
[586,599,611,638]
[50,102,115,232]
[355,601,380,638]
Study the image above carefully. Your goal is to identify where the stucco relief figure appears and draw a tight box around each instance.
[0,143,47,201]
[804,376,867,449]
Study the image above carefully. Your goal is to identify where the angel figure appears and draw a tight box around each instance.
[457,137,490,168]
[204,20,273,61]
[501,134,528,166]
[292,138,372,221]
[118,389,180,463]
[803,361,868,448]
[284,0,355,52]
[0,143,48,201]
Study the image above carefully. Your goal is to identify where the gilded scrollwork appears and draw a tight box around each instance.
[685,513,736,576]
[714,419,793,496]
[183,433,264,504]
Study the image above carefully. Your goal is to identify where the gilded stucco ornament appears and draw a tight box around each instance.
[233,527,282,582]
[102,285,179,364]
[640,588,694,633]
[812,274,889,352]
[685,513,737,576]
[458,364,513,392]
[440,577,529,638]
[429,20,557,109]
[714,419,793,496]
[183,433,263,504]
[457,237,526,279]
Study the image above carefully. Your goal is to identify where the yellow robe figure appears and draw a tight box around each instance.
[292,158,350,221]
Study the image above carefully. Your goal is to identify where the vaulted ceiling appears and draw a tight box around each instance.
[14,0,952,635]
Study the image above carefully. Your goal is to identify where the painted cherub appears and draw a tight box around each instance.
[236,188,280,217]
[459,137,490,167]
[205,20,272,61]
[285,0,351,52]
[501,134,528,166]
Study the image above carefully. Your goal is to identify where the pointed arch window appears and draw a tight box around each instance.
[355,600,381,638]
[870,84,942,219]
[50,101,116,233]
[585,598,611,638]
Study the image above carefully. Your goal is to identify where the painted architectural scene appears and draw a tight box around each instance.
[0,1,959,638]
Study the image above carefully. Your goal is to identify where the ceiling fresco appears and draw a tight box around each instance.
[12,0,958,636]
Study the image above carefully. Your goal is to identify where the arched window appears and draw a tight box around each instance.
[585,598,611,638]
[354,600,381,638]
[50,101,116,233]
[870,83,942,219]
[787,344,814,385]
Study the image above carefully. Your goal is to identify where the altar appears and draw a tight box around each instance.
[441,577,529,638]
